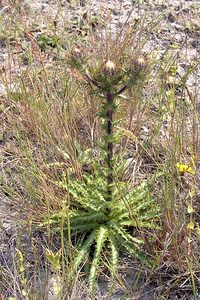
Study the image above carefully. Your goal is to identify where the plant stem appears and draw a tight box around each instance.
[84,72,123,203]
[106,92,114,202]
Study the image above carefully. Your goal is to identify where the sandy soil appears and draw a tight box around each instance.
[0,0,200,299]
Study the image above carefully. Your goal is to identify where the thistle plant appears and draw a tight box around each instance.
[85,57,147,206]
[48,171,159,292]
[41,53,160,293]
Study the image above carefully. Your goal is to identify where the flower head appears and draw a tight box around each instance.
[71,47,82,61]
[176,163,195,175]
[104,60,115,76]
[134,56,147,72]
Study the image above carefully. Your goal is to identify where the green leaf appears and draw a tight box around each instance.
[89,226,108,293]
[110,221,143,246]
[74,230,97,270]
[70,223,99,231]
[123,242,152,267]
[70,212,108,228]
[109,234,119,276]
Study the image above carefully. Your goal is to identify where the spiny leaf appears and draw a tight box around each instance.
[110,221,143,246]
[108,234,119,276]
[74,230,97,271]
[123,242,152,267]
[68,179,107,211]
[70,211,108,226]
[89,226,108,293]
[70,223,100,231]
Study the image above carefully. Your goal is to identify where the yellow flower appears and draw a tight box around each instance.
[176,163,195,175]
[187,221,194,230]
[188,204,194,214]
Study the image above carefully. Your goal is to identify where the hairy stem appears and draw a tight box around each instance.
[106,92,114,202]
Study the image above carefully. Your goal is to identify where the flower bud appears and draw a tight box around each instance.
[71,47,82,60]
[134,56,147,72]
[74,47,81,55]
[104,60,115,76]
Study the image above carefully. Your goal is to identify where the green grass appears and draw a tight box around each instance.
[0,0,200,299]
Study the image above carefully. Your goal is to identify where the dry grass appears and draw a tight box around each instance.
[0,0,200,299]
